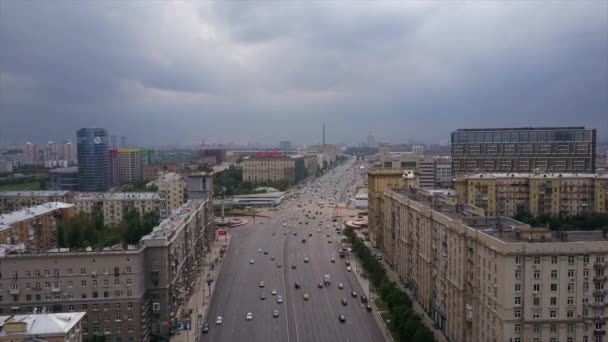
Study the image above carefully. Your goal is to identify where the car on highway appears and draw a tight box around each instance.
[338,282,344,289]
[318,282,323,288]
[277,295,283,303]
[277,263,282,268]
[331,257,335,262]
[303,293,309,300]
[341,299,348,306]
[259,281,265,288]
[317,228,321,232]
[294,282,301,288]
[361,296,368,303]
[339,314,346,323]
[260,293,266,300]
[328,240,332,243]
[346,266,352,272]
[345,260,350,266]
[366,304,373,312]
[291,264,296,269]
[309,233,312,237]
[250,259,254,264]
[216,316,223,325]
[273,310,279,318]
[202,322,209,333]
[326,234,330,237]
[271,232,275,236]
[270,256,275,261]
[263,250,269,254]
[271,289,277,295]
[351,291,357,298]
[257,248,262,253]
[246,312,253,321]
[304,257,309,263]
[301,239,306,243]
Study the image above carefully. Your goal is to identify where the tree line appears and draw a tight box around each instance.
[343,227,436,342]
[514,211,608,231]
[57,209,160,249]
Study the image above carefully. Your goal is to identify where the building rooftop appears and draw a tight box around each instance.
[388,188,608,244]
[233,191,286,199]
[454,126,587,132]
[0,202,74,230]
[49,166,78,174]
[75,192,161,201]
[159,172,182,182]
[0,312,86,337]
[462,172,608,179]
[141,200,202,242]
[0,191,72,198]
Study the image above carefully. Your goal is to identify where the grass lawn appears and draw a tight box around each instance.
[0,182,42,191]
[374,298,388,312]
[380,312,398,341]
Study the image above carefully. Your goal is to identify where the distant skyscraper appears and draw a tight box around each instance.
[323,122,326,146]
[279,141,292,150]
[120,136,128,148]
[77,128,110,191]
[111,135,118,149]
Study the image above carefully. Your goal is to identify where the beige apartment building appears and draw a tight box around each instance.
[153,172,186,217]
[454,173,608,217]
[0,188,215,341]
[382,188,608,342]
[367,168,413,247]
[242,157,296,184]
[0,191,74,214]
[0,202,74,250]
[74,193,161,226]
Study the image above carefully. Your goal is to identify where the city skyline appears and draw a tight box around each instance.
[1,2,606,145]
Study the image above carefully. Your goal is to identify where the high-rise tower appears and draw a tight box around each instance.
[323,122,325,146]
[77,128,110,191]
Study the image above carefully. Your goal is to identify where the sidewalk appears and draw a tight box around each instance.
[171,233,232,342]
[362,241,449,342]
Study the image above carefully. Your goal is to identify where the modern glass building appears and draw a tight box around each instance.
[77,128,110,191]
[451,127,596,175]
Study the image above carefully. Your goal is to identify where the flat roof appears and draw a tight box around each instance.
[0,312,86,337]
[454,127,587,132]
[75,192,160,201]
[49,166,78,174]
[234,192,285,199]
[0,191,71,198]
[141,200,202,242]
[0,202,74,230]
[463,172,608,179]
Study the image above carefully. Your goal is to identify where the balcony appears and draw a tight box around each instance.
[595,261,606,268]
[51,287,61,293]
[591,302,605,309]
[9,287,19,295]
[593,289,607,296]
[595,275,608,282]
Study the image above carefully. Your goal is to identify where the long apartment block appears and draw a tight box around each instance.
[454,173,608,217]
[74,192,162,225]
[382,188,608,342]
[0,192,214,341]
[0,191,74,214]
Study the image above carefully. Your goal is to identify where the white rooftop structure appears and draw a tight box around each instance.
[75,192,161,201]
[0,202,74,231]
[160,172,182,182]
[0,190,71,198]
[141,200,201,243]
[0,312,85,338]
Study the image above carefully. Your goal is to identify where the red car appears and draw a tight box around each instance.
[318,282,324,288]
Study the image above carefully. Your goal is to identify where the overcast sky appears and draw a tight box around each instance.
[0,1,606,146]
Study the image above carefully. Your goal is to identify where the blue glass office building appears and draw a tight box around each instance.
[77,128,110,191]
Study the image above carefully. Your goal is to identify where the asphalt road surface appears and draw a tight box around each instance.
[203,160,384,342]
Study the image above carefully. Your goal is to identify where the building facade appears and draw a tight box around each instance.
[382,188,608,342]
[77,128,110,192]
[154,173,186,218]
[451,127,597,175]
[0,185,214,341]
[74,193,161,226]
[0,191,74,214]
[242,157,296,184]
[454,173,608,217]
[0,202,74,250]
[50,167,79,191]
[116,150,143,185]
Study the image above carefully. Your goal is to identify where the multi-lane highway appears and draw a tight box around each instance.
[203,159,383,342]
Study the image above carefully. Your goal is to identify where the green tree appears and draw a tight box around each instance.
[38,180,48,190]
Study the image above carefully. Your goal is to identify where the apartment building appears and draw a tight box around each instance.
[367,168,415,247]
[74,193,161,226]
[0,202,74,250]
[382,188,608,342]
[0,184,215,341]
[454,173,608,217]
[242,157,297,184]
[154,172,186,217]
[0,312,86,341]
[451,127,597,175]
[0,191,74,214]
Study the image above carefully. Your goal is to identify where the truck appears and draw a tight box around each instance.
[324,274,331,286]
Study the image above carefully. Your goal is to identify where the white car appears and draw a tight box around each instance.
[257,248,262,253]
[304,257,309,263]
[250,259,254,264]
[271,289,277,295]
[246,312,253,321]
[216,316,223,325]
[277,295,283,303]
[346,266,352,272]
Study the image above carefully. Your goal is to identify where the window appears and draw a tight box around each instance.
[584,282,589,291]
[533,284,540,291]
[25,270,31,277]
[533,311,540,319]
[34,270,40,277]
[68,281,73,288]
[552,256,558,264]
[568,283,575,292]
[93,327,99,334]
[128,325,133,332]
[104,279,109,287]
[44,270,50,276]
[84,328,89,335]
[568,256,575,265]
[515,256,522,265]
[534,271,541,279]
[550,324,557,333]
[568,297,574,305]
[67,268,73,275]
[53,269,59,277]
[567,310,574,318]
[515,270,521,279]
[126,267,131,273]
[115,291,121,297]
[115,314,121,321]
[45,282,50,289]
[93,304,99,311]
[25,283,30,289]
[550,310,557,319]
[533,324,540,333]
[126,279,132,286]
[551,284,558,292]
[82,280,87,287]
[551,270,558,279]
[568,270,575,278]
[127,290,132,296]
[114,279,120,286]
[104,291,109,298]
[68,305,75,311]
[82,304,88,310]
[92,280,97,287]
[127,302,132,310]
[515,284,521,292]
[533,297,540,306]
[584,255,590,263]
[127,314,133,320]
[534,256,541,264]
[105,326,110,334]
[584,269,590,277]
[81,268,86,275]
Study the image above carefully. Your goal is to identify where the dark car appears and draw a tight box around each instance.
[318,282,324,289]
[345,260,350,266]
[263,250,269,255]
[366,305,373,312]
[260,293,266,300]
[292,264,296,269]
[302,239,306,243]
[202,322,209,333]
[294,282,301,289]
[294,232,298,236]
[361,296,368,303]
[309,233,312,237]
[339,315,346,323]
[351,291,357,298]
[341,299,348,306]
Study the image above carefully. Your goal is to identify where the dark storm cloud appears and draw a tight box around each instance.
[0,1,606,146]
